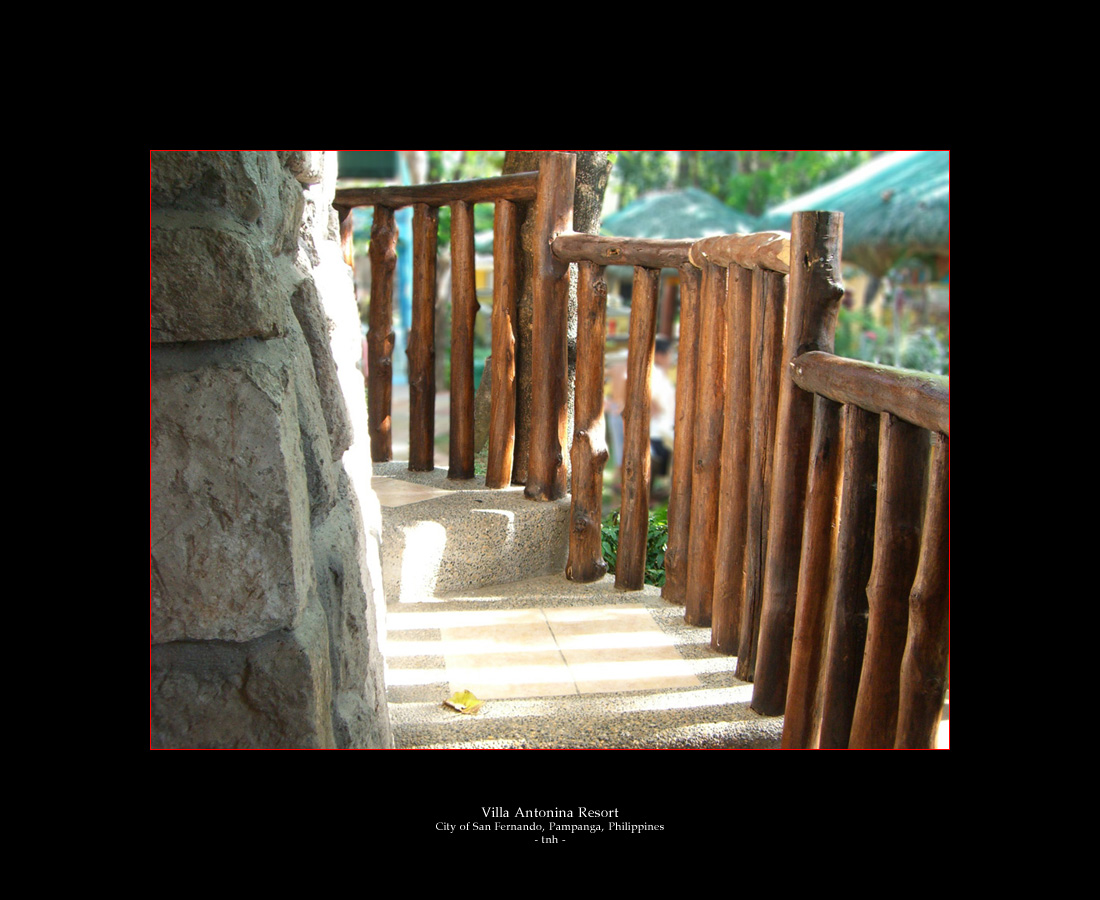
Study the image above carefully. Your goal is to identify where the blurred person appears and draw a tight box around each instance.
[649,336,675,501]
[604,337,676,498]
[605,357,628,494]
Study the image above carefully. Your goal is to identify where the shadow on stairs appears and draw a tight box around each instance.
[375,463,781,749]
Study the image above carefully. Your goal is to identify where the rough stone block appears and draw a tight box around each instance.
[150,597,334,749]
[151,354,313,643]
[311,483,391,748]
[291,277,353,458]
[282,151,325,186]
[151,211,294,343]
[151,151,303,253]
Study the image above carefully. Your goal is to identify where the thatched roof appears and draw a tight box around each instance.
[759,151,949,275]
[602,187,758,240]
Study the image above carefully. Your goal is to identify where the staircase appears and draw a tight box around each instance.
[375,462,784,749]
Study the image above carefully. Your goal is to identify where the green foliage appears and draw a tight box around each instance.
[898,327,949,375]
[721,151,873,216]
[834,307,888,363]
[601,505,669,587]
[834,307,949,375]
[612,151,875,217]
[435,202,496,249]
[614,151,676,208]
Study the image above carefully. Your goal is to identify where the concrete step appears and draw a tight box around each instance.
[383,573,782,749]
[374,461,572,605]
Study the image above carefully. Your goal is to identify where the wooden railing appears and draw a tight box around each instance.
[558,209,949,748]
[778,351,949,748]
[552,233,696,586]
[336,155,575,493]
[338,154,949,749]
[629,210,949,749]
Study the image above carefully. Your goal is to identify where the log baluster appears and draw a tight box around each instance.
[683,261,728,625]
[781,395,843,748]
[662,264,701,604]
[710,264,752,652]
[368,205,397,462]
[817,404,879,747]
[616,266,660,591]
[486,200,520,488]
[895,432,950,749]
[567,261,609,583]
[448,200,478,480]
[736,268,788,679]
[848,413,928,747]
[409,203,438,471]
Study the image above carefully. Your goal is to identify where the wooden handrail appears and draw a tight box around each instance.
[790,351,949,436]
[688,232,791,274]
[334,172,539,209]
[552,234,694,268]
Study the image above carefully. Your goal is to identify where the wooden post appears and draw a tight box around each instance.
[684,261,728,625]
[710,264,752,652]
[567,261,609,583]
[368,205,397,462]
[848,413,928,747]
[751,211,844,715]
[526,152,576,501]
[662,264,701,604]
[817,404,879,748]
[736,268,788,680]
[449,200,478,480]
[781,395,843,748]
[409,203,438,472]
[895,432,950,749]
[616,266,660,591]
[486,199,520,488]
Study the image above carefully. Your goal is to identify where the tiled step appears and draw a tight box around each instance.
[383,574,783,750]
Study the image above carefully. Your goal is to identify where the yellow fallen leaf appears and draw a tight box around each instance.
[443,689,484,714]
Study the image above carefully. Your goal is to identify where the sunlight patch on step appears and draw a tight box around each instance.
[397,520,446,602]
[385,666,451,687]
[387,606,711,700]
[388,609,545,630]
[372,476,452,507]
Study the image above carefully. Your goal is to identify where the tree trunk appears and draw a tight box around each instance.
[475,151,612,483]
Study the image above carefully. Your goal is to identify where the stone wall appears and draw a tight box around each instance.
[151,151,392,748]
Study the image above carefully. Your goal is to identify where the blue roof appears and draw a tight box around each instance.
[602,187,758,239]
[759,151,949,273]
